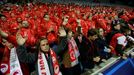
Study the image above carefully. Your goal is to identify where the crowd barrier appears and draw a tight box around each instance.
[82,46,134,75]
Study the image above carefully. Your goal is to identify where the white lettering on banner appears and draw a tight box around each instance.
[39,53,42,59]
[11,63,17,69]
[40,60,45,70]
[10,50,17,63]
[39,53,45,71]
[38,50,62,75]
[10,47,23,75]
[0,64,8,73]
[38,52,51,75]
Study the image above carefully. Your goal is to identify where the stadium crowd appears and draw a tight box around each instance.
[0,2,134,75]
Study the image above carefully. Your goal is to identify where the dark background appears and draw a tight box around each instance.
[0,0,134,7]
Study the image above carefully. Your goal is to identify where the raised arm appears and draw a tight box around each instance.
[53,27,68,55]
[0,28,8,38]
[16,32,38,63]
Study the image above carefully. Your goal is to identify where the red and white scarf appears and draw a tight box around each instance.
[0,47,23,75]
[68,37,80,67]
[38,49,62,75]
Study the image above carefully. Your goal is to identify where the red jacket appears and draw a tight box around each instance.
[110,33,126,55]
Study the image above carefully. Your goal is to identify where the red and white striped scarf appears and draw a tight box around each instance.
[0,47,23,75]
[38,49,62,75]
[68,37,80,67]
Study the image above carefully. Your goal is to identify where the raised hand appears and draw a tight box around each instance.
[0,28,8,38]
[122,54,127,59]
[58,27,66,37]
[76,19,81,23]
[76,19,81,26]
[93,56,101,62]
[16,31,27,46]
